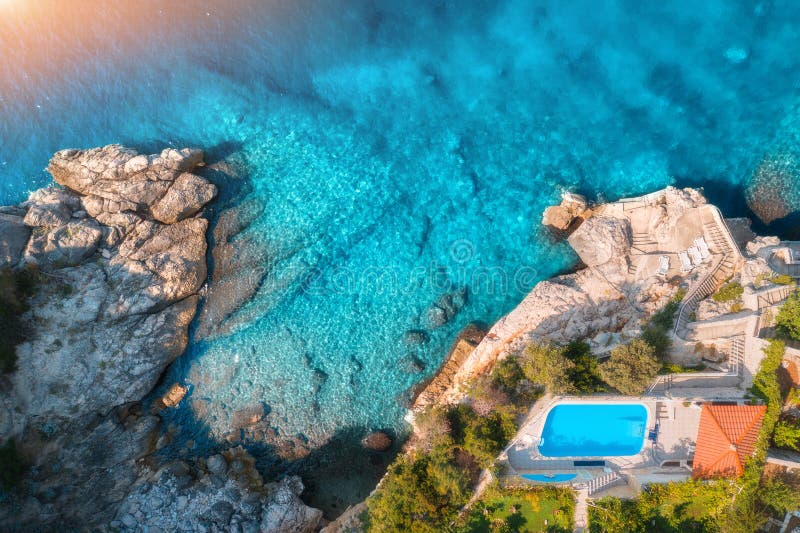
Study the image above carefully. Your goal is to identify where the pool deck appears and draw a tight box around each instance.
[500,396,707,491]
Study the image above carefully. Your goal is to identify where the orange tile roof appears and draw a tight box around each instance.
[691,403,767,479]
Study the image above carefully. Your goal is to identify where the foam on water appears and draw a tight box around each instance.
[3,0,800,505]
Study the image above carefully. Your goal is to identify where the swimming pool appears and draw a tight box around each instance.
[538,403,647,458]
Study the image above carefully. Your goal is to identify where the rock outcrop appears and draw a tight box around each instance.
[567,215,631,267]
[112,448,321,533]
[541,191,589,232]
[0,145,321,532]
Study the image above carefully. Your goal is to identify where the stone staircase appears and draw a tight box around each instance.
[631,232,657,254]
[729,335,745,376]
[674,255,736,338]
[587,471,625,496]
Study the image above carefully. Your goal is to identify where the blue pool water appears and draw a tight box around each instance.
[521,473,577,483]
[3,0,800,501]
[538,403,648,457]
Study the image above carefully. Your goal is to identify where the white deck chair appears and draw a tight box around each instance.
[694,236,711,260]
[688,246,703,266]
[679,251,692,272]
[657,255,670,276]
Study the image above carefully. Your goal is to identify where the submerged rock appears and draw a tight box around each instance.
[362,431,393,452]
[403,329,430,346]
[424,287,468,328]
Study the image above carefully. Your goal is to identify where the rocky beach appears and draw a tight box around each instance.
[0,146,322,532]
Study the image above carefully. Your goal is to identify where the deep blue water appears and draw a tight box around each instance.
[3,0,800,501]
[538,403,648,457]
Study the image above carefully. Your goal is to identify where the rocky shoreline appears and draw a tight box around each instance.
[0,145,322,532]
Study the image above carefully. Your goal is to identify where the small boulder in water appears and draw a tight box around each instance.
[424,287,468,328]
[362,431,392,452]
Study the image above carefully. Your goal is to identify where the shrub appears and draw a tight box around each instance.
[461,409,517,467]
[640,299,679,359]
[487,357,539,407]
[519,342,576,394]
[773,419,800,451]
[598,339,660,396]
[563,341,606,393]
[413,406,453,453]
[758,476,800,516]
[776,291,800,341]
[772,274,795,285]
[712,281,743,303]
[0,439,25,491]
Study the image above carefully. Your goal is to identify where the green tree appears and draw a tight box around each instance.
[519,343,575,394]
[773,419,800,451]
[462,409,517,466]
[564,341,606,393]
[598,339,660,395]
[366,449,471,532]
[776,291,800,341]
[757,476,800,516]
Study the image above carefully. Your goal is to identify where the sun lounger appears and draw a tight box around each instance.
[657,255,669,275]
[679,251,692,272]
[694,236,711,260]
[688,246,703,266]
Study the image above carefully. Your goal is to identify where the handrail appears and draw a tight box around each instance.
[673,256,726,336]
[707,205,743,259]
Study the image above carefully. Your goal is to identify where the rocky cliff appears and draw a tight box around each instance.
[0,145,321,532]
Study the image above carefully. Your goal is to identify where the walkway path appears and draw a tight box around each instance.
[573,487,589,532]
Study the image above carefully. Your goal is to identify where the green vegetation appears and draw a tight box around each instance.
[771,274,795,285]
[0,267,37,373]
[519,342,576,394]
[369,366,520,532]
[459,485,574,532]
[589,480,733,532]
[659,362,703,374]
[598,339,660,396]
[366,446,473,532]
[711,281,743,303]
[640,297,679,358]
[563,341,606,393]
[776,291,800,341]
[448,405,517,467]
[0,439,25,491]
[773,418,800,451]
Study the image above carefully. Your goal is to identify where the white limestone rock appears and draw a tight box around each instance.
[0,213,31,267]
[568,215,631,267]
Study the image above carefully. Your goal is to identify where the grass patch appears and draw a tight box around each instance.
[461,485,574,533]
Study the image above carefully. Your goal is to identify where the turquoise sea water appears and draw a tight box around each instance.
[538,403,648,457]
[3,0,800,508]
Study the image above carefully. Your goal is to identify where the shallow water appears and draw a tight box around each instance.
[3,0,800,509]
